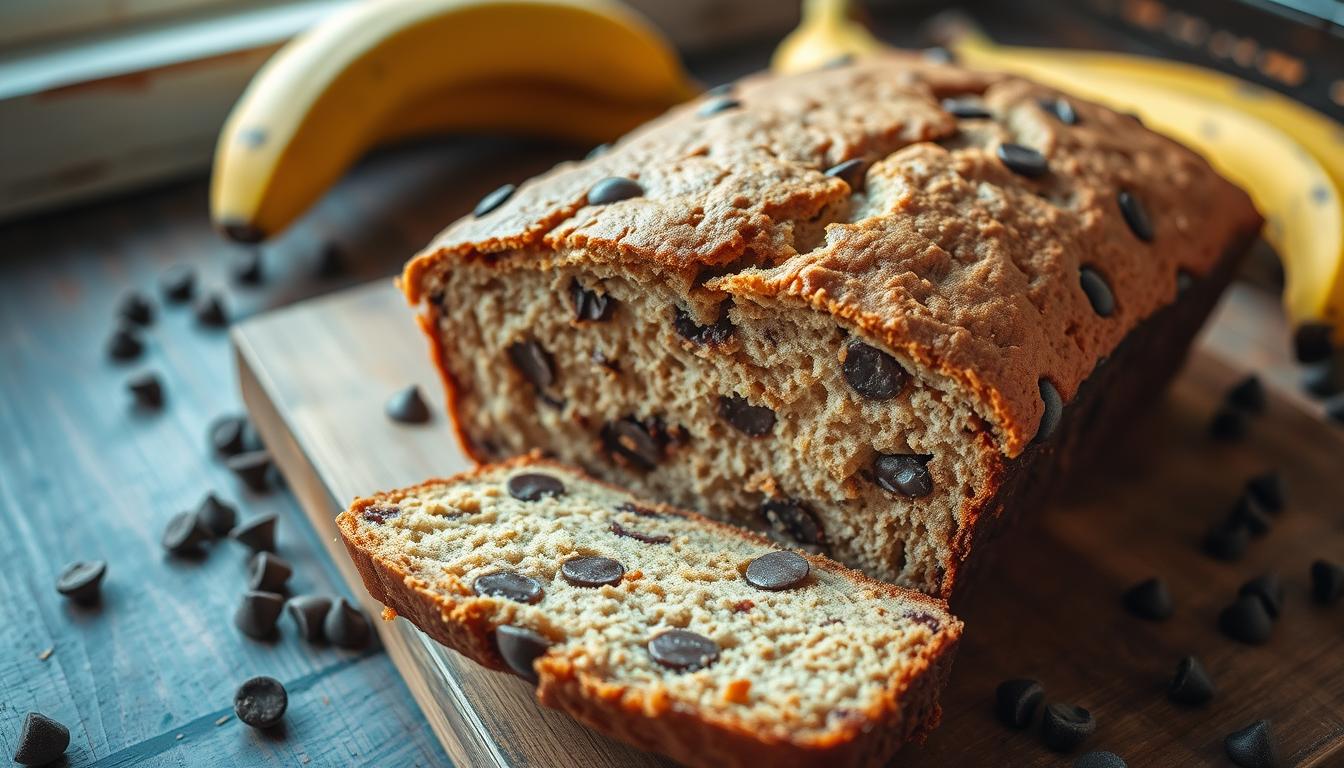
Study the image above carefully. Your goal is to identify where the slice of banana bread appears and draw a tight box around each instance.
[403,54,1262,599]
[337,457,961,768]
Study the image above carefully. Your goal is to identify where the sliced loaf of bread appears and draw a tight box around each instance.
[337,456,961,768]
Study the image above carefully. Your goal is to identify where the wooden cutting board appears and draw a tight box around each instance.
[232,279,1344,767]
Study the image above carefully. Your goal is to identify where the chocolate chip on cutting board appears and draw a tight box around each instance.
[994,678,1044,729]
[118,291,154,326]
[324,598,371,649]
[1041,703,1096,753]
[496,625,551,684]
[760,499,826,547]
[1074,752,1125,768]
[473,570,544,604]
[1121,577,1173,621]
[385,385,431,424]
[56,560,107,606]
[234,676,288,729]
[230,514,278,552]
[232,249,264,286]
[162,511,209,556]
[717,394,776,437]
[12,712,70,767]
[873,454,933,498]
[195,493,238,539]
[1224,720,1280,768]
[209,414,253,457]
[1209,407,1248,441]
[507,472,566,502]
[234,590,285,640]
[648,629,719,671]
[1292,322,1333,364]
[1168,655,1215,706]
[842,341,906,400]
[1310,559,1344,604]
[1203,518,1250,561]
[1231,495,1273,537]
[1245,471,1285,514]
[107,326,144,361]
[996,143,1048,177]
[248,551,293,593]
[1226,375,1267,414]
[194,293,228,328]
[226,451,273,493]
[1238,573,1284,618]
[744,550,810,591]
[1218,595,1274,645]
[286,595,332,643]
[560,556,625,588]
[315,243,345,277]
[473,184,515,218]
[127,371,165,409]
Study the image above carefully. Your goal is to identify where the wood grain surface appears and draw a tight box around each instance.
[234,279,1344,767]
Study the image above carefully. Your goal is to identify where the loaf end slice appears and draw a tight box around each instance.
[337,456,961,768]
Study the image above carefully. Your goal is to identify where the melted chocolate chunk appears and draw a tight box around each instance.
[507,339,555,391]
[648,629,719,671]
[744,550,810,591]
[570,279,615,322]
[1079,267,1115,317]
[760,499,825,547]
[1118,190,1154,242]
[1041,97,1078,125]
[842,341,906,400]
[610,520,670,544]
[473,570,544,604]
[941,97,992,119]
[672,302,734,345]
[1036,379,1063,442]
[873,453,934,497]
[996,143,1049,177]
[506,472,566,502]
[601,417,665,470]
[717,395,776,437]
[560,556,625,587]
[496,625,551,684]
[824,158,868,191]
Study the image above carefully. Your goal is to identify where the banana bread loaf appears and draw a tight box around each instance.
[337,457,960,768]
[402,54,1262,599]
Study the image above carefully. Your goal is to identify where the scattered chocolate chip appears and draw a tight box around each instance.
[107,326,144,361]
[1176,270,1193,294]
[249,552,293,593]
[230,514,278,552]
[1325,393,1344,425]
[601,417,663,470]
[1122,577,1173,620]
[1218,595,1273,644]
[760,499,825,547]
[842,341,906,399]
[717,394,776,437]
[1226,375,1266,414]
[570,279,615,322]
[1310,559,1344,604]
[585,143,610,160]
[474,183,515,217]
[744,550,810,591]
[315,243,345,277]
[587,177,643,205]
[996,143,1048,177]
[232,249,264,286]
[56,560,107,606]
[1118,190,1154,242]
[995,678,1044,729]
[1041,703,1096,753]
[119,291,154,326]
[385,385,431,424]
[873,453,933,497]
[324,598,371,649]
[941,97,992,119]
[163,511,209,555]
[13,712,70,766]
[1302,359,1341,398]
[697,97,740,117]
[496,625,551,683]
[1231,495,1273,537]
[195,493,238,538]
[1203,518,1249,561]
[1209,407,1248,441]
[1074,752,1124,768]
[1042,97,1079,125]
[560,556,625,588]
[194,293,228,327]
[610,520,671,544]
[1292,322,1333,363]
[1036,379,1062,442]
[1239,573,1283,618]
[1224,720,1280,768]
[824,158,868,191]
[1168,655,1215,706]
[286,595,331,642]
[474,570,544,604]
[234,676,287,729]
[1079,267,1114,317]
[234,590,285,639]
[648,629,719,671]
[361,503,400,524]
[507,339,555,391]
[507,472,566,502]
[226,450,272,493]
[160,265,196,303]
[672,303,733,345]
[1245,471,1285,514]
[210,415,248,457]
[127,371,165,409]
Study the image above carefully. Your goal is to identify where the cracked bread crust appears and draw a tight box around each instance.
[337,456,961,768]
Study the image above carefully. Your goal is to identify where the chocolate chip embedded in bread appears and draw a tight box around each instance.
[507,473,566,502]
[1041,702,1096,753]
[601,417,664,470]
[648,629,719,671]
[496,625,552,683]
[824,158,868,191]
[1079,267,1115,317]
[745,550,810,591]
[507,339,556,391]
[560,556,625,587]
[873,454,933,498]
[672,303,734,345]
[1218,595,1273,644]
[941,97,992,119]
[1223,720,1280,768]
[474,570,544,604]
[56,560,107,606]
[1118,190,1154,242]
[473,184,515,218]
[616,501,661,519]
[717,394,776,437]
[842,341,906,400]
[1040,97,1079,125]
[587,177,644,205]
[570,279,615,322]
[1168,655,1215,706]
[996,143,1048,177]
[697,97,741,117]
[13,712,70,767]
[610,520,671,544]
[994,678,1044,729]
[233,676,287,729]
[760,499,826,547]
[1035,379,1063,442]
[361,503,400,524]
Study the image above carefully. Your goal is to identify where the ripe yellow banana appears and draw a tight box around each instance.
[772,0,882,74]
[211,0,698,243]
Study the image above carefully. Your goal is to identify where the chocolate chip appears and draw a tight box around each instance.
[1231,495,1272,537]
[119,291,154,326]
[1218,595,1273,644]
[824,158,868,191]
[1176,270,1194,293]
[194,493,238,538]
[1036,379,1062,442]
[1292,322,1333,363]
[560,556,625,587]
[232,249,264,286]
[1238,573,1283,618]
[672,303,733,345]
[1224,720,1280,768]
[385,385,431,424]
[996,143,1048,177]
[107,326,144,361]
[587,177,643,205]
[315,243,345,277]
[194,293,228,327]
[361,503,400,524]
[941,97,992,119]
[1042,97,1079,125]
[1310,559,1344,604]
[601,417,663,470]
[226,450,273,493]
[473,183,515,217]
[1325,392,1344,425]
[286,595,331,642]
[249,551,293,593]
[873,453,933,497]
[1075,752,1125,768]
[56,560,107,606]
[1079,267,1114,317]
[1118,190,1154,242]
[234,676,287,729]
[585,143,610,160]
[1203,518,1249,561]
[127,371,165,409]
[616,501,662,518]
[209,414,249,457]
[1168,655,1215,706]
[234,590,285,639]
[842,341,906,399]
[230,514,278,552]
[995,678,1044,729]
[610,520,671,544]
[744,550,810,591]
[163,511,209,555]
[1227,375,1266,414]
[648,629,719,671]
[1245,471,1285,513]
[1302,359,1342,398]
[474,570,544,604]
[496,625,551,683]
[570,279,615,322]
[324,597,371,649]
[13,712,70,766]
[1041,703,1095,753]
[507,472,566,502]
[760,499,825,547]
[1209,407,1248,441]
[717,394,776,437]
[697,97,740,117]
[1121,577,1173,620]
[507,339,555,391]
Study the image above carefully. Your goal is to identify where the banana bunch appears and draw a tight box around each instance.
[210,0,699,243]
[773,0,1344,344]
